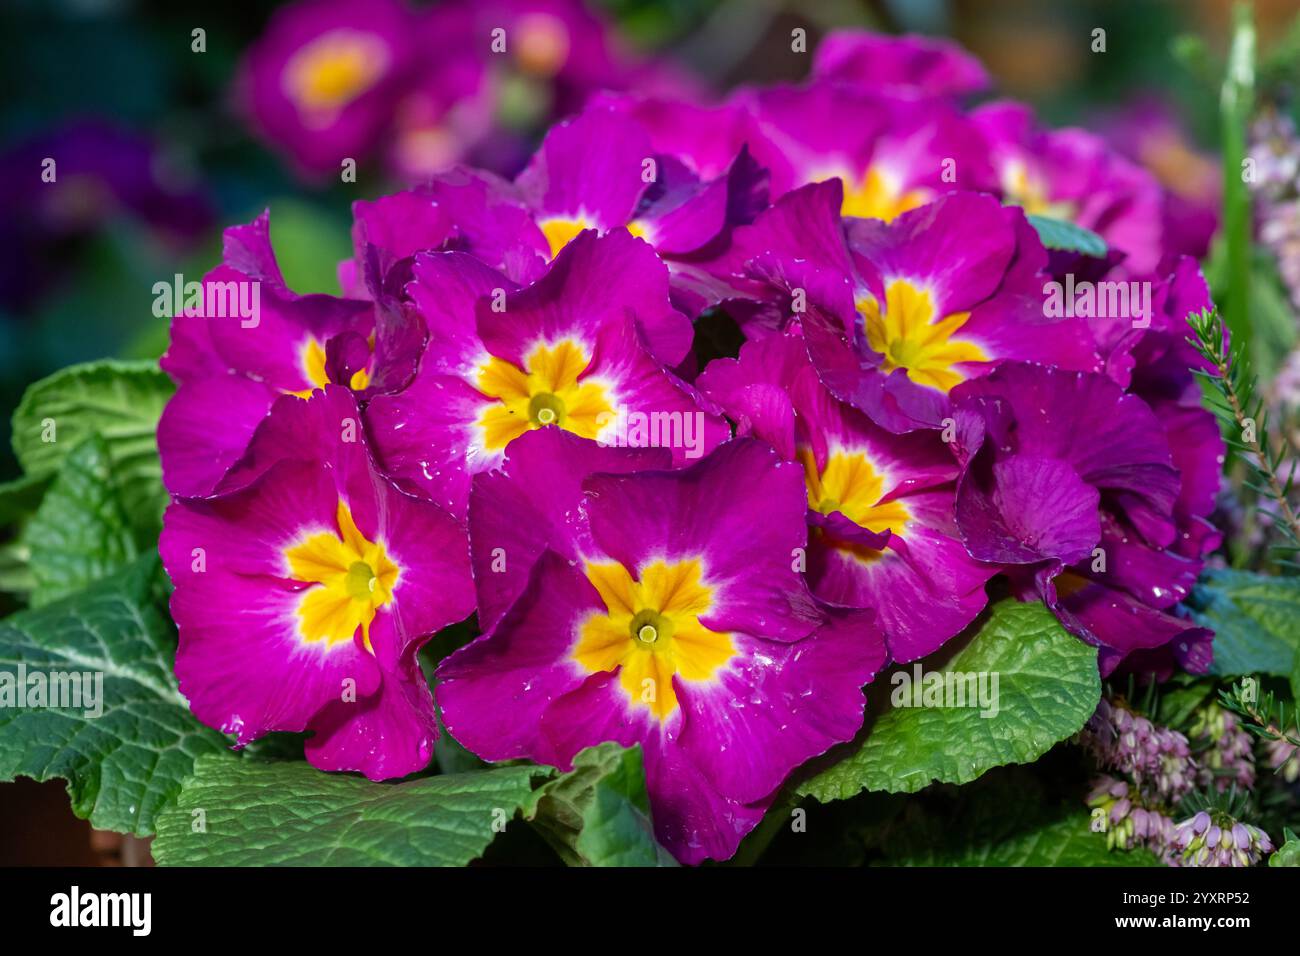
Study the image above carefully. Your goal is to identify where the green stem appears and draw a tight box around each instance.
[1221,2,1256,361]
[1208,335,1300,545]
[728,790,797,866]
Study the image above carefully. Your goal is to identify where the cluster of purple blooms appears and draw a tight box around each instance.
[1190,706,1257,793]
[1087,777,1178,855]
[1084,698,1272,866]
[1249,108,1300,315]
[1085,697,1195,802]
[159,29,1229,864]
[1172,812,1274,868]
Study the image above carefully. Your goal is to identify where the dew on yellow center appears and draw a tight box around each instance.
[574,559,734,720]
[282,29,390,121]
[858,279,987,392]
[799,447,909,563]
[830,166,932,222]
[475,339,614,450]
[284,500,399,652]
[291,337,370,398]
[1000,159,1076,220]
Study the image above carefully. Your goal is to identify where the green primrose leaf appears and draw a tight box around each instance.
[10,360,172,535]
[1025,214,1108,257]
[798,600,1100,801]
[1187,569,1300,678]
[523,743,677,867]
[21,435,140,606]
[0,556,230,835]
[153,756,546,866]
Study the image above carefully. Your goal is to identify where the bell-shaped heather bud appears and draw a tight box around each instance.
[1266,737,1300,782]
[1172,812,1272,867]
[1192,707,1256,793]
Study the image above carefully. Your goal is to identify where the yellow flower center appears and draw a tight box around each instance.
[284,500,399,653]
[574,559,735,721]
[829,166,932,222]
[858,279,987,392]
[1000,159,1076,220]
[536,217,649,258]
[282,29,390,122]
[291,337,370,398]
[800,447,909,562]
[538,216,589,259]
[475,339,614,451]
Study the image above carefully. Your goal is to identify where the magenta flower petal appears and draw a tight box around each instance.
[158,375,279,499]
[1044,574,1215,678]
[973,100,1166,277]
[348,170,548,290]
[583,440,821,642]
[469,428,668,632]
[162,389,473,780]
[812,30,991,99]
[958,454,1102,566]
[478,228,693,369]
[515,103,651,236]
[366,234,724,518]
[305,662,439,781]
[438,436,883,862]
[439,551,602,762]
[700,329,995,661]
[158,212,412,497]
[536,668,774,866]
[746,84,995,214]
[952,362,1214,672]
[677,606,886,804]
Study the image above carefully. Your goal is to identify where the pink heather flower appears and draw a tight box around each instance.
[1083,698,1195,802]
[1266,736,1300,782]
[1086,776,1176,854]
[1191,706,1257,793]
[1172,812,1274,867]
[1250,107,1300,313]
